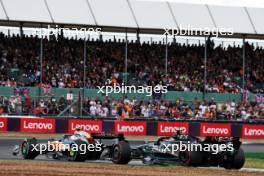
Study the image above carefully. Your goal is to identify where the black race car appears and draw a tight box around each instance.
[13,133,131,164]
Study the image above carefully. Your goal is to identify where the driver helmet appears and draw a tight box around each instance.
[74,127,92,140]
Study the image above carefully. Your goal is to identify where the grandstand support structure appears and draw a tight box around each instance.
[165,34,168,76]
[242,35,246,92]
[124,30,128,85]
[83,33,87,88]
[79,89,83,117]
[39,26,43,97]
[203,36,207,99]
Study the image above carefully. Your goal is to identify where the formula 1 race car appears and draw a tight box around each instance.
[13,133,131,164]
[131,131,245,169]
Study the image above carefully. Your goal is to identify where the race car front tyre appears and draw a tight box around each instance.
[223,148,245,169]
[179,151,203,166]
[68,140,88,162]
[21,138,39,159]
[112,141,131,164]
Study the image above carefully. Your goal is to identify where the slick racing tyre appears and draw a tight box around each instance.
[68,140,88,162]
[179,151,203,166]
[231,148,245,169]
[21,138,39,159]
[112,141,131,164]
[223,148,245,169]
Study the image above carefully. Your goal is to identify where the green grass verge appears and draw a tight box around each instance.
[245,153,264,169]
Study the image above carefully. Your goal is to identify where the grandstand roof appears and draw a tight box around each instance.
[0,0,264,39]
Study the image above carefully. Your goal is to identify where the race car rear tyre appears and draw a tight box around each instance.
[68,140,88,162]
[21,138,39,159]
[112,141,131,164]
[223,148,245,169]
[179,151,203,166]
[232,148,245,169]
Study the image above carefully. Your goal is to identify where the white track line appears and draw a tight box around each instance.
[241,168,264,172]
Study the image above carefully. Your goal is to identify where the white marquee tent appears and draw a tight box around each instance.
[0,0,264,38]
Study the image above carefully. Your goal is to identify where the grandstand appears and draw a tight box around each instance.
[0,0,263,121]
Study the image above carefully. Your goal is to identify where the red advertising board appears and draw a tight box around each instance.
[68,119,102,134]
[0,118,7,132]
[242,125,264,139]
[20,118,56,133]
[157,122,189,136]
[200,123,231,137]
[115,121,147,135]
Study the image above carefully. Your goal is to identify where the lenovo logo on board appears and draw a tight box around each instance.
[0,118,7,132]
[68,120,102,134]
[242,125,264,139]
[20,118,56,133]
[200,123,231,137]
[157,122,189,136]
[115,121,146,135]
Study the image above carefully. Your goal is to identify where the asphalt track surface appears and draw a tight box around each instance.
[0,139,263,161]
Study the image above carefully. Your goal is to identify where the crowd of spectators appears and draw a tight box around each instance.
[84,96,264,120]
[0,32,263,93]
[0,95,263,120]
[0,32,264,120]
